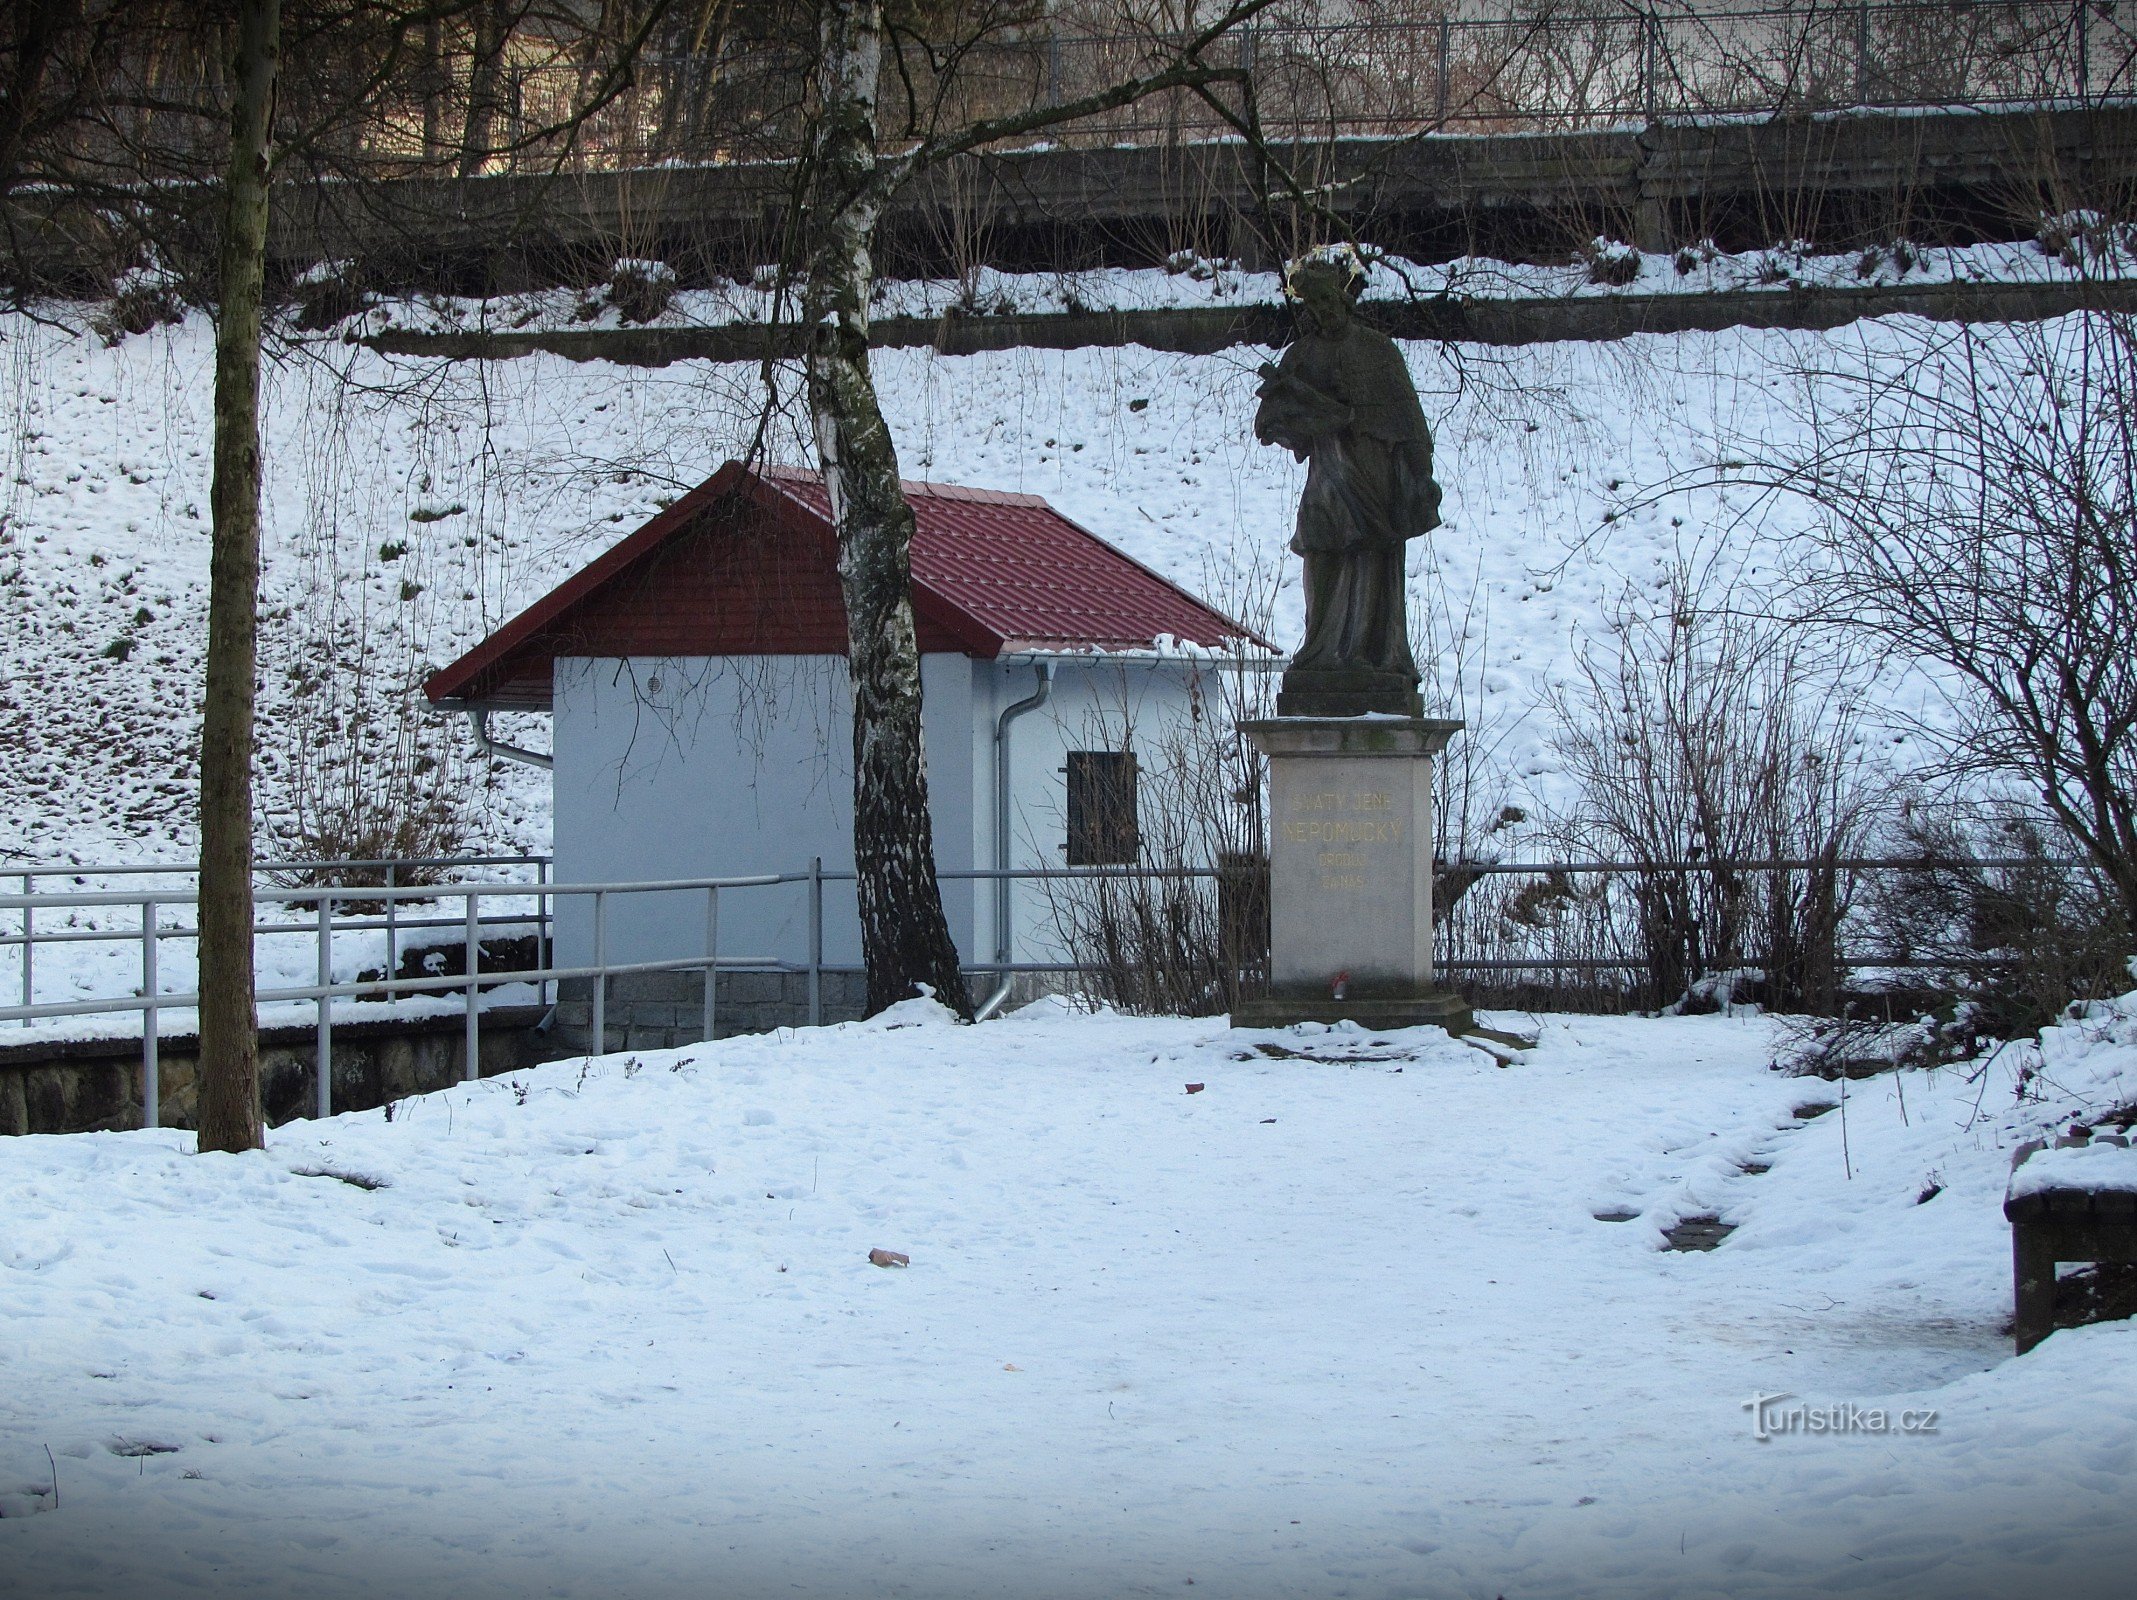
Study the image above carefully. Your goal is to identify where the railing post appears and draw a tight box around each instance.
[1046,34,1062,108]
[591,888,607,1055]
[316,892,333,1120]
[2076,0,2091,99]
[19,873,30,1026]
[383,861,397,998]
[703,886,719,1043]
[537,857,551,1008]
[142,898,159,1130]
[463,887,480,1082]
[808,857,823,1027]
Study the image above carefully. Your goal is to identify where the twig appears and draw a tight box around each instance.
[44,1442,57,1507]
[1839,1070,1852,1181]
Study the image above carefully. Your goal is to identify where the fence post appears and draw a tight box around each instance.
[142,898,159,1130]
[316,892,333,1120]
[1436,17,1451,126]
[463,887,480,1082]
[1856,0,1872,106]
[2077,0,2091,99]
[1046,34,1062,108]
[703,886,719,1043]
[383,861,397,996]
[807,857,822,1027]
[19,873,29,1026]
[591,888,607,1055]
[1642,9,1659,121]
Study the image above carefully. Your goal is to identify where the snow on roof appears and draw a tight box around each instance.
[424,462,1273,709]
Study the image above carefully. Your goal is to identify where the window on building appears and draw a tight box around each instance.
[1065,750,1140,866]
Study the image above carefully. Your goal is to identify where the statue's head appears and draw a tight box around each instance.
[1286,254,1362,333]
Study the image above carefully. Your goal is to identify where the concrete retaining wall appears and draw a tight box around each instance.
[10,105,2133,295]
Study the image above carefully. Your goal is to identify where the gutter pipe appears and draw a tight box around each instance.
[466,707,554,771]
[976,660,1053,1021]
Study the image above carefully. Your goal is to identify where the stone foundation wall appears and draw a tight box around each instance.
[543,971,870,1057]
[4,969,998,1137]
[0,1009,544,1137]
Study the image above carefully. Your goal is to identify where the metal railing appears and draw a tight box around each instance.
[0,849,2087,1132]
[0,857,1207,1128]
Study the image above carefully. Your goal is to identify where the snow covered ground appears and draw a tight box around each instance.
[5,998,2137,1598]
[360,226,2137,338]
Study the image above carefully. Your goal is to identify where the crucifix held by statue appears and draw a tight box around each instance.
[1235,253,1470,1035]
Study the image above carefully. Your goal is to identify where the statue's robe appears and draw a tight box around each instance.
[1254,320,1441,690]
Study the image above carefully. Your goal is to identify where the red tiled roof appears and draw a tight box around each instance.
[425,462,1271,710]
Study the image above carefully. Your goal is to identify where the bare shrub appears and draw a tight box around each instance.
[263,383,474,894]
[289,259,370,332]
[1869,808,2131,1040]
[1041,551,1278,1017]
[1756,312,2137,961]
[603,257,677,324]
[270,645,469,891]
[1547,573,1885,1013]
[92,262,185,345]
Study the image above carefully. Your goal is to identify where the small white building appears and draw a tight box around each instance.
[427,463,1271,1034]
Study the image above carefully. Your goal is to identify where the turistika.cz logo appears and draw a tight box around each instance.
[1743,1392,1939,1441]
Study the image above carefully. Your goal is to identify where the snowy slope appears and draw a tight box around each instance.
[1,301,1958,880]
[3,999,2137,1597]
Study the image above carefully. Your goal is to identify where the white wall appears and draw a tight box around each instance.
[549,651,1216,979]
[551,654,976,970]
[975,657,1213,971]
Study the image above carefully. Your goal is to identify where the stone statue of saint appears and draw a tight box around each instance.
[1254,255,1441,718]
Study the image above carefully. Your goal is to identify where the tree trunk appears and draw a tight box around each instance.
[804,0,971,1019]
[195,0,278,1155]
[421,18,443,162]
[457,0,510,178]
[0,0,73,198]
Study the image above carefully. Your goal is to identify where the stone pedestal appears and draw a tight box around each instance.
[1231,716,1473,1034]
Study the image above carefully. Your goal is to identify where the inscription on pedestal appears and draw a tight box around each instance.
[1281,789,1401,894]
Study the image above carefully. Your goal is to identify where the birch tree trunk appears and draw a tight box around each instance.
[804,0,972,1019]
[195,0,279,1154]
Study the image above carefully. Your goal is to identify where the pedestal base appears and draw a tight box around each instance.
[1232,988,1474,1035]
[1236,714,1469,1036]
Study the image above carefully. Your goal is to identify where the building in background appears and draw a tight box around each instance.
[426,462,1273,1043]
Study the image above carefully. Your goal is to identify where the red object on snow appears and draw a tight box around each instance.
[1185,1082,1205,1094]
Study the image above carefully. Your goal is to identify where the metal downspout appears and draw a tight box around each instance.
[467,707,554,771]
[976,661,1053,1021]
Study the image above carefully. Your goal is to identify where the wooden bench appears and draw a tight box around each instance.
[2005,1135,2137,1354]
